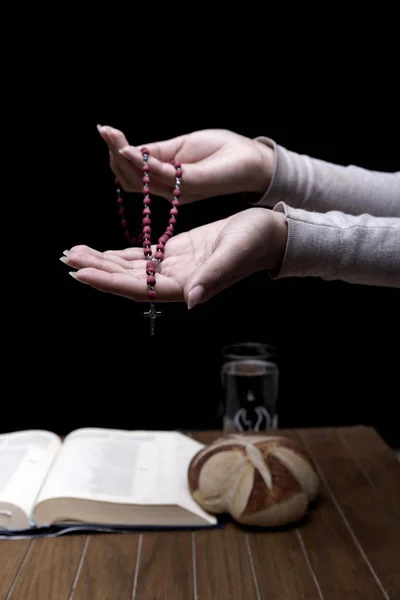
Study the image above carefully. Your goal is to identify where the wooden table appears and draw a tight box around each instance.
[1,426,399,600]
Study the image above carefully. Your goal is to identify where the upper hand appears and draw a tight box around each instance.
[97,126,274,204]
[62,208,287,307]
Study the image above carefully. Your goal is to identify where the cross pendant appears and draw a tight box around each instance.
[144,302,162,336]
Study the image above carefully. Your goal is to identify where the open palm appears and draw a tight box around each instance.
[62,208,283,306]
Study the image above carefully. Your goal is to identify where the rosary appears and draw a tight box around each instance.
[114,148,182,336]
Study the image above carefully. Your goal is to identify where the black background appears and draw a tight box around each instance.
[4,50,399,448]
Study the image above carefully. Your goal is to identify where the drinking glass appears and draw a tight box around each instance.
[222,341,277,363]
[221,359,279,433]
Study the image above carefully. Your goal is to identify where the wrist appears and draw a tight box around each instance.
[268,211,288,273]
[252,139,275,194]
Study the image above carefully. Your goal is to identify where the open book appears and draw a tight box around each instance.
[0,428,217,534]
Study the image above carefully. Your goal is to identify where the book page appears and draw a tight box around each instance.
[35,428,205,508]
[0,430,61,529]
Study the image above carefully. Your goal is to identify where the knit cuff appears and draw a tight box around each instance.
[270,202,400,287]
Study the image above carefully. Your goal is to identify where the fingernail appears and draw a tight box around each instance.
[60,256,68,264]
[69,271,77,279]
[63,250,70,256]
[187,284,204,309]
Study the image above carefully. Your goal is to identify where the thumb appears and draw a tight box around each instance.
[97,125,129,151]
[184,246,241,309]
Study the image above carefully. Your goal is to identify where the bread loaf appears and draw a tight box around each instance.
[188,434,319,527]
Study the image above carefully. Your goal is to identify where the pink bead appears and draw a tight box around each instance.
[143,186,150,195]
[142,165,149,172]
[114,177,119,185]
[174,161,181,168]
[143,198,151,205]
[156,244,164,252]
[155,251,164,260]
[131,237,137,244]
[143,234,151,241]
[121,219,128,228]
[172,199,180,207]
[175,169,182,178]
[117,197,124,205]
[147,275,156,286]
[118,207,125,215]
[142,176,150,184]
[169,217,176,225]
[159,235,168,244]
[125,231,131,240]
[141,147,149,154]
[170,207,178,215]
[142,217,151,226]
[148,289,157,300]
[146,264,155,275]
[143,226,151,234]
[167,224,174,231]
[173,188,181,197]
[142,207,151,216]
[143,241,151,248]
[144,249,152,257]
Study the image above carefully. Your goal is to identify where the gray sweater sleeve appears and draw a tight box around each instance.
[247,137,400,288]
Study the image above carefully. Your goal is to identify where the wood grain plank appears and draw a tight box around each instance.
[133,532,194,600]
[191,430,222,445]
[70,534,139,600]
[7,536,86,600]
[0,540,32,600]
[193,429,324,599]
[247,527,324,599]
[339,426,400,521]
[195,523,258,599]
[300,427,400,599]
[276,429,389,599]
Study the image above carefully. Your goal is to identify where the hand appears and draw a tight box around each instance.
[62,208,287,307]
[97,125,274,204]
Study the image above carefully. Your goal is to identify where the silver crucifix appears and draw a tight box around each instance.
[144,302,162,335]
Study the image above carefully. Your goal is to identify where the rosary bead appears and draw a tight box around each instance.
[143,226,152,234]
[142,207,151,216]
[148,289,157,300]
[170,207,178,216]
[155,251,164,260]
[143,186,150,195]
[119,207,125,215]
[121,219,128,228]
[143,197,151,205]
[175,168,182,177]
[169,217,176,225]
[141,147,149,154]
[147,275,156,286]
[156,243,164,252]
[117,197,124,205]
[173,188,181,197]
[142,176,150,184]
[146,264,155,275]
[142,217,152,226]
[172,199,180,207]
[142,164,149,172]
[144,249,152,257]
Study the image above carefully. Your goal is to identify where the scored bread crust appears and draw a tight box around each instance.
[188,434,319,527]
